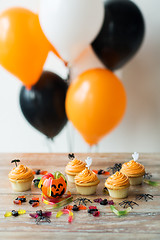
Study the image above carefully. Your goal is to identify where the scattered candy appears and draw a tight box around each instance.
[108,200,114,205]
[88,206,100,217]
[107,163,122,174]
[94,198,102,203]
[13,200,21,205]
[144,172,152,180]
[33,178,41,187]
[4,209,26,217]
[32,202,40,207]
[64,205,73,210]
[89,206,97,209]
[93,211,100,217]
[100,199,108,205]
[143,179,160,187]
[15,196,26,203]
[30,210,52,224]
[56,209,74,223]
[33,170,48,175]
[88,209,98,214]
[119,200,139,209]
[103,187,109,194]
[136,194,154,201]
[93,169,110,175]
[110,205,131,216]
[29,197,40,207]
[78,205,87,210]
[72,205,79,211]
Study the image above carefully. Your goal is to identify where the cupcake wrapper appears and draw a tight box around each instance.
[108,187,129,199]
[128,176,143,186]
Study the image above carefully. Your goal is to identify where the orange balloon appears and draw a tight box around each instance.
[0,8,62,88]
[66,68,126,145]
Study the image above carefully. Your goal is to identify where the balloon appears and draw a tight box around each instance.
[19,71,68,138]
[39,0,104,63]
[65,68,126,145]
[92,0,145,70]
[0,8,62,88]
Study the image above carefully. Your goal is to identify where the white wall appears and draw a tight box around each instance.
[0,0,160,153]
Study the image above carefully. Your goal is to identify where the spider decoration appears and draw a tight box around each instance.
[136,194,153,202]
[68,153,75,160]
[73,197,92,206]
[144,172,152,180]
[30,210,52,224]
[119,200,139,209]
[107,163,122,174]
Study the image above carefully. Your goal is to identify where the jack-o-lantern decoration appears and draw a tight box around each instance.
[38,172,67,199]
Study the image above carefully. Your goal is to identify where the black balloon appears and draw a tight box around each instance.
[92,0,145,70]
[19,71,68,138]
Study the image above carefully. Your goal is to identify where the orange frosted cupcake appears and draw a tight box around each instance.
[105,172,130,198]
[121,160,145,186]
[65,157,86,183]
[8,160,34,192]
[75,168,100,195]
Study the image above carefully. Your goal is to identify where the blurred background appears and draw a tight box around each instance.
[0,0,160,153]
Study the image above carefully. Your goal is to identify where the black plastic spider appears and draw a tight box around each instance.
[30,210,52,225]
[68,153,75,160]
[144,172,152,180]
[73,197,92,206]
[136,194,153,202]
[119,200,139,209]
[107,163,122,174]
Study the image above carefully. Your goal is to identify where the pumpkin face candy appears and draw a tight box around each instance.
[38,172,67,199]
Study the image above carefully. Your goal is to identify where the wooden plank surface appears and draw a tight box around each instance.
[0,153,160,240]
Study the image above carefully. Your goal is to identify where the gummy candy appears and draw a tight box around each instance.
[56,211,63,218]
[68,215,73,223]
[89,206,97,209]
[93,211,100,217]
[110,205,131,216]
[32,202,39,207]
[18,209,26,215]
[13,200,21,205]
[4,211,12,217]
[78,205,86,210]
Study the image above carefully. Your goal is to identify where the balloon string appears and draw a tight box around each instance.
[87,144,99,153]
[45,138,53,153]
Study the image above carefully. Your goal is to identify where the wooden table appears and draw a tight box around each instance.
[0,153,160,239]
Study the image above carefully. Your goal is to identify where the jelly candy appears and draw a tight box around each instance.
[32,202,39,207]
[13,200,21,205]
[4,211,12,217]
[56,211,63,218]
[18,209,26,215]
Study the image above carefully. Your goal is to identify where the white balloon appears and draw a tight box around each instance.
[39,0,104,63]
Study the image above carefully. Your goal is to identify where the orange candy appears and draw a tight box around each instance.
[0,8,62,88]
[66,68,126,145]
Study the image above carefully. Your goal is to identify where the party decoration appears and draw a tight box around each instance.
[38,172,67,199]
[85,157,92,169]
[19,71,68,138]
[66,68,126,145]
[0,8,61,88]
[30,210,52,224]
[132,152,139,161]
[39,0,104,62]
[92,0,145,70]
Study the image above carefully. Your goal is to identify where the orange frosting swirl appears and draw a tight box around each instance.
[8,164,34,180]
[105,171,129,187]
[65,158,86,173]
[121,160,145,177]
[75,168,98,183]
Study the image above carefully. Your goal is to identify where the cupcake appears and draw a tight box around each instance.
[75,168,100,195]
[120,160,145,186]
[8,160,34,192]
[105,171,130,199]
[65,157,86,183]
